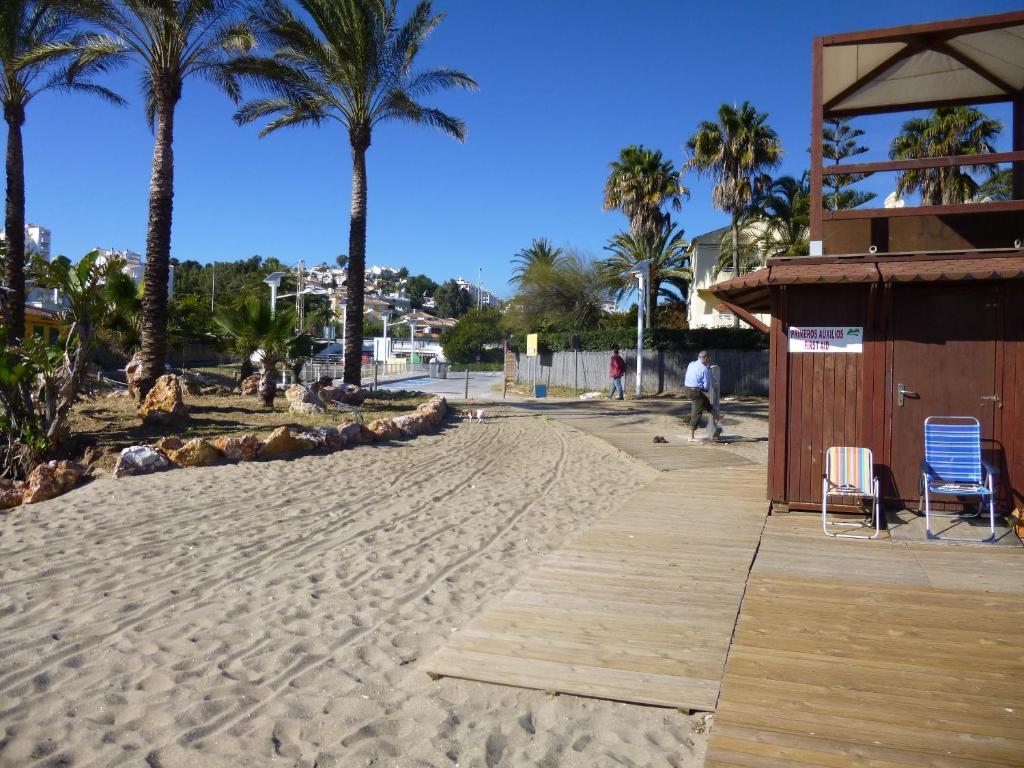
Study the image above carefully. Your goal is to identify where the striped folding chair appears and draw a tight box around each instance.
[822,446,880,539]
[921,416,996,543]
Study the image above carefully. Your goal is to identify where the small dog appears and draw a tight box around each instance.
[463,409,485,423]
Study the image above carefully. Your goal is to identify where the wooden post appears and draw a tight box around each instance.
[464,366,470,401]
[1013,95,1023,201]
[373,360,378,391]
[810,36,824,255]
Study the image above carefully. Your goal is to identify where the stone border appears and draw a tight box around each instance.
[0,396,448,511]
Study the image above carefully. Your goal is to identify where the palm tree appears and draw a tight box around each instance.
[231,0,477,385]
[72,0,255,399]
[603,145,688,242]
[977,169,1012,202]
[0,1,124,343]
[733,174,810,268]
[890,107,1002,206]
[685,101,782,291]
[509,238,562,288]
[602,219,690,322]
[507,252,609,334]
[215,297,299,406]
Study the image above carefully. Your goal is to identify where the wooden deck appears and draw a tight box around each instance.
[706,514,1024,768]
[427,405,769,711]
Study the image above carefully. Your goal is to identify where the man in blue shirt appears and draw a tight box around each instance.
[684,350,720,441]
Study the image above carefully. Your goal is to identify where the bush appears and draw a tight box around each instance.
[441,309,504,363]
[507,326,768,354]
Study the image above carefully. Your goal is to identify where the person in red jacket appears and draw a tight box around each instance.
[608,348,626,400]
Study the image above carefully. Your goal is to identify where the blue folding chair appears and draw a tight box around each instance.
[920,416,996,543]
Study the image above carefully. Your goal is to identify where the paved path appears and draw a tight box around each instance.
[427,404,768,711]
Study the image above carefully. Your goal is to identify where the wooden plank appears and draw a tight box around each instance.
[707,515,1024,768]
[822,150,1024,177]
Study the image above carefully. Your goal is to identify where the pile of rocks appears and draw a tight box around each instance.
[109,394,449,480]
[0,461,86,510]
[284,381,368,415]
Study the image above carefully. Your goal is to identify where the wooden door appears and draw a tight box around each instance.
[889,284,1000,501]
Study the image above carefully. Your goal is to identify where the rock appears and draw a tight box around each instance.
[154,436,184,455]
[319,384,367,406]
[0,480,25,510]
[310,375,333,393]
[200,385,230,396]
[167,438,221,467]
[367,419,401,441]
[23,461,86,504]
[183,378,202,396]
[315,427,346,452]
[139,374,189,426]
[212,434,261,462]
[416,397,447,426]
[112,446,171,479]
[241,374,260,396]
[285,384,324,415]
[259,427,317,459]
[339,423,373,447]
[125,353,144,398]
[393,414,429,438]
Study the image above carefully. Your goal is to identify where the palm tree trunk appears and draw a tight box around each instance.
[137,87,179,399]
[343,129,370,385]
[4,104,26,343]
[259,363,277,407]
[730,213,740,328]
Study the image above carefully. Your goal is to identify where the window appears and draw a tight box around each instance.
[32,325,43,339]
[49,327,59,345]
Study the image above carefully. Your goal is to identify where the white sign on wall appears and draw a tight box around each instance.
[788,326,863,353]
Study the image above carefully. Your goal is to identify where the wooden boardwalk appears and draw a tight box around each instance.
[427,405,769,711]
[706,514,1024,768]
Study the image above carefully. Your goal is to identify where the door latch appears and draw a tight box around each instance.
[896,383,917,407]
[981,394,1002,407]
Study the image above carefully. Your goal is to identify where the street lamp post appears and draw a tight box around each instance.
[628,260,652,399]
[263,271,286,316]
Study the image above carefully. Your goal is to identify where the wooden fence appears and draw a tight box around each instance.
[515,348,769,396]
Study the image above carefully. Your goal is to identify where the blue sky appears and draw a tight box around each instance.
[12,0,1020,298]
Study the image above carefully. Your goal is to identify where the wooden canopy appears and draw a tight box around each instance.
[821,11,1024,117]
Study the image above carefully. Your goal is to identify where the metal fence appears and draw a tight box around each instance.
[298,357,431,384]
[515,348,769,396]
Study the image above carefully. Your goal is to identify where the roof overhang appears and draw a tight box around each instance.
[820,11,1024,117]
[707,251,1024,314]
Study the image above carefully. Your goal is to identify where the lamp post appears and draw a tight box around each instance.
[263,271,286,316]
[628,260,652,399]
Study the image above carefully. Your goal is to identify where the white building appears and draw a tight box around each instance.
[455,277,501,309]
[95,247,174,296]
[685,226,769,330]
[1,222,51,260]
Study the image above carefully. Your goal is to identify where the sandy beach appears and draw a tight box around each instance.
[0,409,713,768]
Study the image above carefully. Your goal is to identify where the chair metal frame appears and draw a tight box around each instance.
[822,446,881,540]
[920,416,996,543]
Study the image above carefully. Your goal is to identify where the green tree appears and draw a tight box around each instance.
[891,107,1002,205]
[977,169,1012,202]
[99,266,143,356]
[231,0,476,386]
[822,117,876,211]
[506,252,610,334]
[685,101,782,296]
[406,274,437,309]
[441,308,503,363]
[215,297,301,406]
[336,253,348,270]
[1,251,122,477]
[733,173,810,268]
[602,219,690,321]
[0,0,124,343]
[509,238,562,288]
[434,279,471,318]
[603,145,687,242]
[74,0,255,399]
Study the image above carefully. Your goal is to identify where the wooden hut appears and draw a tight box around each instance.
[710,11,1024,513]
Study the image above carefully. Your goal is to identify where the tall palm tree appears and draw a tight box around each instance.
[685,101,782,293]
[509,238,562,287]
[603,145,688,242]
[734,173,810,267]
[602,219,690,322]
[71,0,255,398]
[215,297,298,406]
[0,1,124,343]
[231,0,477,385]
[891,107,1001,206]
